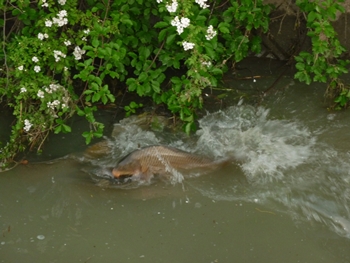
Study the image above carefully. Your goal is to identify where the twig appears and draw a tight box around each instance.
[145,39,165,72]
[255,208,276,215]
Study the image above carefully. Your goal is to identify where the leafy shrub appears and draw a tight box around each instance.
[295,0,350,109]
[0,0,271,165]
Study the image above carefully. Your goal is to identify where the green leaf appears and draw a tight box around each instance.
[295,62,305,71]
[76,107,85,116]
[92,38,100,48]
[151,80,160,93]
[184,121,195,135]
[138,72,148,82]
[62,124,71,133]
[166,33,176,45]
[154,21,169,28]
[92,92,101,102]
[54,125,62,134]
[139,46,151,60]
[218,26,230,34]
[82,131,93,145]
[158,28,168,41]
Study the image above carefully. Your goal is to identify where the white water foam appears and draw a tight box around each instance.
[195,105,316,183]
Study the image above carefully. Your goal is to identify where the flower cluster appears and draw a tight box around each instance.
[156,0,162,3]
[45,20,53,27]
[34,65,41,73]
[53,50,66,62]
[18,65,24,71]
[205,25,217,40]
[41,0,49,7]
[24,119,33,132]
[45,84,61,94]
[32,56,40,72]
[47,100,61,110]
[202,61,212,67]
[166,0,178,13]
[38,33,49,40]
[73,46,86,60]
[36,84,70,115]
[46,10,68,27]
[171,16,190,35]
[182,41,195,51]
[58,0,66,5]
[20,87,27,93]
[37,90,45,99]
[195,0,209,9]
[63,40,71,46]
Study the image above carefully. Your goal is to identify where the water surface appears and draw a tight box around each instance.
[1,59,350,262]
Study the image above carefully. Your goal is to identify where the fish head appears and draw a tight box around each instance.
[112,159,142,178]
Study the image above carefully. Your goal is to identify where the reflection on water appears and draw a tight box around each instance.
[2,74,350,261]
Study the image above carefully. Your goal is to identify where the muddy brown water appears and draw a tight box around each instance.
[1,59,350,262]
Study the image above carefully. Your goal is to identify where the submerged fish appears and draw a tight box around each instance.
[112,145,228,182]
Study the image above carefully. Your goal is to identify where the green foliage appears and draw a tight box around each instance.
[0,0,271,165]
[295,0,350,108]
[124,101,144,117]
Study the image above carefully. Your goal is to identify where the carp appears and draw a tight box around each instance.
[112,145,228,182]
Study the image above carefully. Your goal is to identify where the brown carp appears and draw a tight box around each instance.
[112,145,228,182]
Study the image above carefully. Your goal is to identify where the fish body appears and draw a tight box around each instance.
[112,145,226,182]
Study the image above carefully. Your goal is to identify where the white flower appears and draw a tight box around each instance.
[53,17,68,27]
[83,29,90,34]
[45,19,53,27]
[73,46,86,60]
[58,10,67,18]
[51,84,60,92]
[47,100,61,110]
[166,0,178,13]
[37,90,44,98]
[45,84,60,94]
[34,65,41,73]
[64,40,71,46]
[32,56,39,63]
[182,41,195,51]
[18,65,24,71]
[171,16,190,35]
[24,119,33,132]
[82,36,87,41]
[205,25,217,40]
[195,0,209,9]
[181,17,190,28]
[20,87,27,93]
[156,0,163,3]
[37,33,49,40]
[202,61,212,67]
[52,11,68,27]
[38,33,44,40]
[58,0,66,5]
[42,2,49,7]
[53,50,66,62]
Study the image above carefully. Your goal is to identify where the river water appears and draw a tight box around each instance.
[1,59,350,262]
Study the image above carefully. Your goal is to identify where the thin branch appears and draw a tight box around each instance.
[145,39,165,72]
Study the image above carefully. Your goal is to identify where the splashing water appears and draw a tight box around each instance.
[195,105,316,183]
[81,105,350,239]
